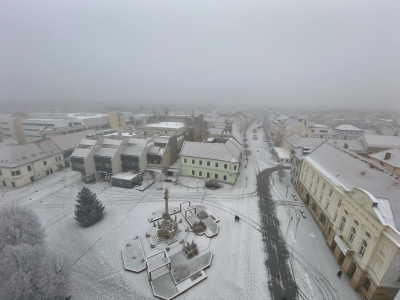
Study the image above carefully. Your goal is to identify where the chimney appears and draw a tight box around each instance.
[384,152,391,160]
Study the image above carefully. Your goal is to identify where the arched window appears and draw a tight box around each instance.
[339,217,346,232]
[359,240,367,257]
[349,227,356,243]
[363,277,371,291]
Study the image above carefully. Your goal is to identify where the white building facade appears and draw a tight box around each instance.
[296,143,400,300]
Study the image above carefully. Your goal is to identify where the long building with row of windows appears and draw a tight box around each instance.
[296,142,400,300]
[0,139,65,187]
[180,139,241,184]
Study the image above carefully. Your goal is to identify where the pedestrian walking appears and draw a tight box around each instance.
[337,270,342,279]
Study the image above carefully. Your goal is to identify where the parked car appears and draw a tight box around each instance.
[205,180,223,189]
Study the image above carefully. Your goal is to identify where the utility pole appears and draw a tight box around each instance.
[245,177,248,188]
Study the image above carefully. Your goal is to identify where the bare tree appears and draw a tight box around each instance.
[0,206,45,251]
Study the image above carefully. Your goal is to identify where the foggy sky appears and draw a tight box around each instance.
[1,0,399,112]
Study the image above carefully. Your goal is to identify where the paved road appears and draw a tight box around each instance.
[257,166,298,300]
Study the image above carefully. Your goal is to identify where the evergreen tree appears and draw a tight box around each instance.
[74,187,105,227]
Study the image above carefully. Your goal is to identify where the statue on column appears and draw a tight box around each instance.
[157,188,178,240]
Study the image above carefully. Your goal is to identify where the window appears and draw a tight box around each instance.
[363,278,371,291]
[223,175,227,180]
[349,227,356,243]
[2,181,6,187]
[43,161,47,166]
[359,240,367,257]
[338,199,342,207]
[215,174,218,179]
[312,203,317,213]
[192,159,195,164]
[55,157,58,161]
[207,172,210,179]
[11,170,21,176]
[325,201,330,210]
[224,164,227,169]
[192,170,195,175]
[319,214,326,225]
[199,171,202,176]
[11,182,15,187]
[319,195,323,202]
[312,172,315,179]
[207,161,210,166]
[234,165,237,170]
[333,213,338,222]
[0,170,2,175]
[184,158,187,163]
[215,163,219,168]
[27,166,32,172]
[199,160,202,165]
[339,217,346,232]
[317,178,320,184]
[328,189,333,197]
[322,183,326,190]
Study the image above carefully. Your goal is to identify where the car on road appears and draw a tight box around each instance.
[205,180,223,189]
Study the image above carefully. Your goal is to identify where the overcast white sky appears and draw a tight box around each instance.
[1,0,399,111]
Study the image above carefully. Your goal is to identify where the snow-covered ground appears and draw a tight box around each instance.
[0,121,361,300]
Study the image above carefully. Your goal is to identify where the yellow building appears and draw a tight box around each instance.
[0,139,65,187]
[180,139,241,184]
[108,112,127,129]
[297,142,400,300]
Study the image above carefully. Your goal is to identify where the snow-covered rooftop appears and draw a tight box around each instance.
[305,142,400,230]
[142,122,186,129]
[121,138,150,157]
[0,143,48,167]
[181,141,240,163]
[49,130,96,152]
[286,134,366,153]
[67,113,108,119]
[370,149,400,168]
[334,125,363,131]
[363,134,400,148]
[0,139,62,168]
[274,147,290,159]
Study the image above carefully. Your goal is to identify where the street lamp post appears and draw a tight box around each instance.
[197,180,199,191]
[286,185,290,197]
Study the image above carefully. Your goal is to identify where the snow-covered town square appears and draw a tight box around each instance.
[0,123,362,300]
